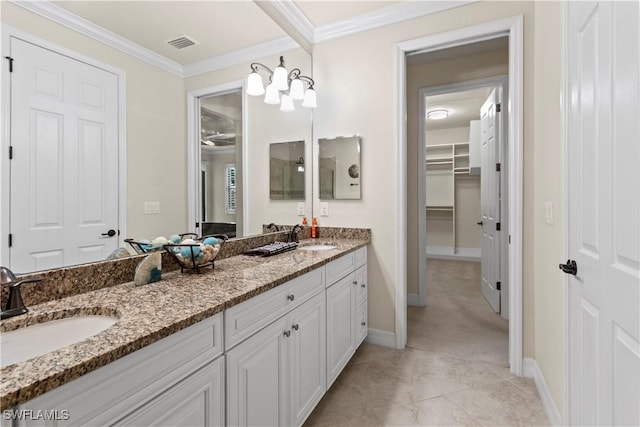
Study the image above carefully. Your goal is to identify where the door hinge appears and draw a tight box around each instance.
[9,146,13,160]
[496,103,502,113]
[117,229,121,236]
[496,222,501,231]
[496,162,501,172]
[5,56,13,73]
[8,234,12,247]
[508,235,511,244]
[496,281,501,291]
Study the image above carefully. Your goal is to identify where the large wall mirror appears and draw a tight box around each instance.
[270,141,305,200]
[318,136,362,200]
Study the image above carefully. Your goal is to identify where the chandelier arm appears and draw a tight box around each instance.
[297,75,315,89]
[250,62,274,75]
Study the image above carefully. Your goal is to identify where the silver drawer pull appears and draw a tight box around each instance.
[361,321,366,326]
[353,280,358,285]
[361,283,366,288]
[284,330,291,337]
[292,324,299,331]
[287,294,295,301]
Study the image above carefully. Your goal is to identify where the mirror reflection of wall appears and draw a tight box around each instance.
[319,136,362,200]
[270,141,305,200]
[199,91,242,238]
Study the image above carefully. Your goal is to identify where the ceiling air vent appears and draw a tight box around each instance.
[166,35,197,50]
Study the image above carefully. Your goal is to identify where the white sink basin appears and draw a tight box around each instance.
[1,315,118,367]
[298,245,337,251]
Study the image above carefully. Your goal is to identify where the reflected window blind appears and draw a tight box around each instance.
[225,164,236,215]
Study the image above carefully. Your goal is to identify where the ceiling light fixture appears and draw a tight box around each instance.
[427,109,448,120]
[247,56,317,112]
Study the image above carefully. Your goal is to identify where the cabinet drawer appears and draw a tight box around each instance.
[325,252,356,285]
[355,247,367,268]
[225,268,324,350]
[355,264,367,306]
[356,299,368,346]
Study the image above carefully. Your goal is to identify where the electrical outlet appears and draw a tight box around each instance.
[544,202,554,225]
[297,202,306,216]
[144,201,160,215]
[320,202,329,217]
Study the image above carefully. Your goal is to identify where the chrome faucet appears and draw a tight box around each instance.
[1,267,42,320]
[289,224,304,243]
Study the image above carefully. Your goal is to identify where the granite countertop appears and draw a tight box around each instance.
[0,237,369,409]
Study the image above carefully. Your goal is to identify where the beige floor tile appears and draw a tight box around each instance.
[443,380,550,427]
[304,259,548,427]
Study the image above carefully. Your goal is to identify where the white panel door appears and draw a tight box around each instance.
[480,89,501,313]
[566,2,640,425]
[326,273,356,388]
[9,38,119,273]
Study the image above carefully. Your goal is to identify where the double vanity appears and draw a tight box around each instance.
[0,233,369,427]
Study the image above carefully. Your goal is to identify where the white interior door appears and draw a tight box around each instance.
[566,2,640,425]
[480,89,501,313]
[9,38,119,273]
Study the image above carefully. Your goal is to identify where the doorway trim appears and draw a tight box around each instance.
[0,24,127,266]
[417,75,509,308]
[395,15,524,375]
[186,80,248,237]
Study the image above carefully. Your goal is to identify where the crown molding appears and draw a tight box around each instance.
[10,0,184,77]
[182,36,298,78]
[266,0,315,45]
[314,1,478,43]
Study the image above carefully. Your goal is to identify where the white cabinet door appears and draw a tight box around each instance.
[117,357,224,427]
[326,273,356,388]
[289,292,326,426]
[227,316,289,427]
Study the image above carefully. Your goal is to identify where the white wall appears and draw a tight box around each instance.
[1,2,187,243]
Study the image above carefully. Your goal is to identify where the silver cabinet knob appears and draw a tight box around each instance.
[361,321,366,326]
[292,324,299,331]
[283,330,291,337]
[361,283,366,288]
[353,280,358,285]
[287,294,295,301]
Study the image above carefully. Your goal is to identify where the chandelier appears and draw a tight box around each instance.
[246,56,317,112]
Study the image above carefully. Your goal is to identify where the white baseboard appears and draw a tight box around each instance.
[523,358,561,426]
[426,246,481,261]
[407,293,422,306]
[365,328,396,348]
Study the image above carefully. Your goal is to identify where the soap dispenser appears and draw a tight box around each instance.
[311,217,318,238]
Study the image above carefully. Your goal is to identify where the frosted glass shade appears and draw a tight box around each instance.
[272,65,289,91]
[280,94,295,112]
[302,89,317,108]
[247,72,265,96]
[264,83,280,105]
[289,79,305,100]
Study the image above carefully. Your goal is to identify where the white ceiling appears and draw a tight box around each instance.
[425,87,493,131]
[24,0,475,77]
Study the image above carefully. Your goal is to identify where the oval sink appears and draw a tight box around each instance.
[298,245,337,251]
[1,315,118,367]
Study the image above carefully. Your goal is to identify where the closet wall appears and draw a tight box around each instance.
[425,126,481,253]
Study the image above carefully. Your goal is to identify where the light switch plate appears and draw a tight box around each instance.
[544,202,554,225]
[297,202,305,216]
[320,202,329,217]
[144,201,160,215]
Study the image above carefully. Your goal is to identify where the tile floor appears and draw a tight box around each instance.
[304,259,549,427]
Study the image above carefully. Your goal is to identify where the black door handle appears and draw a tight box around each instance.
[477,221,483,225]
[559,259,577,275]
[101,229,116,237]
